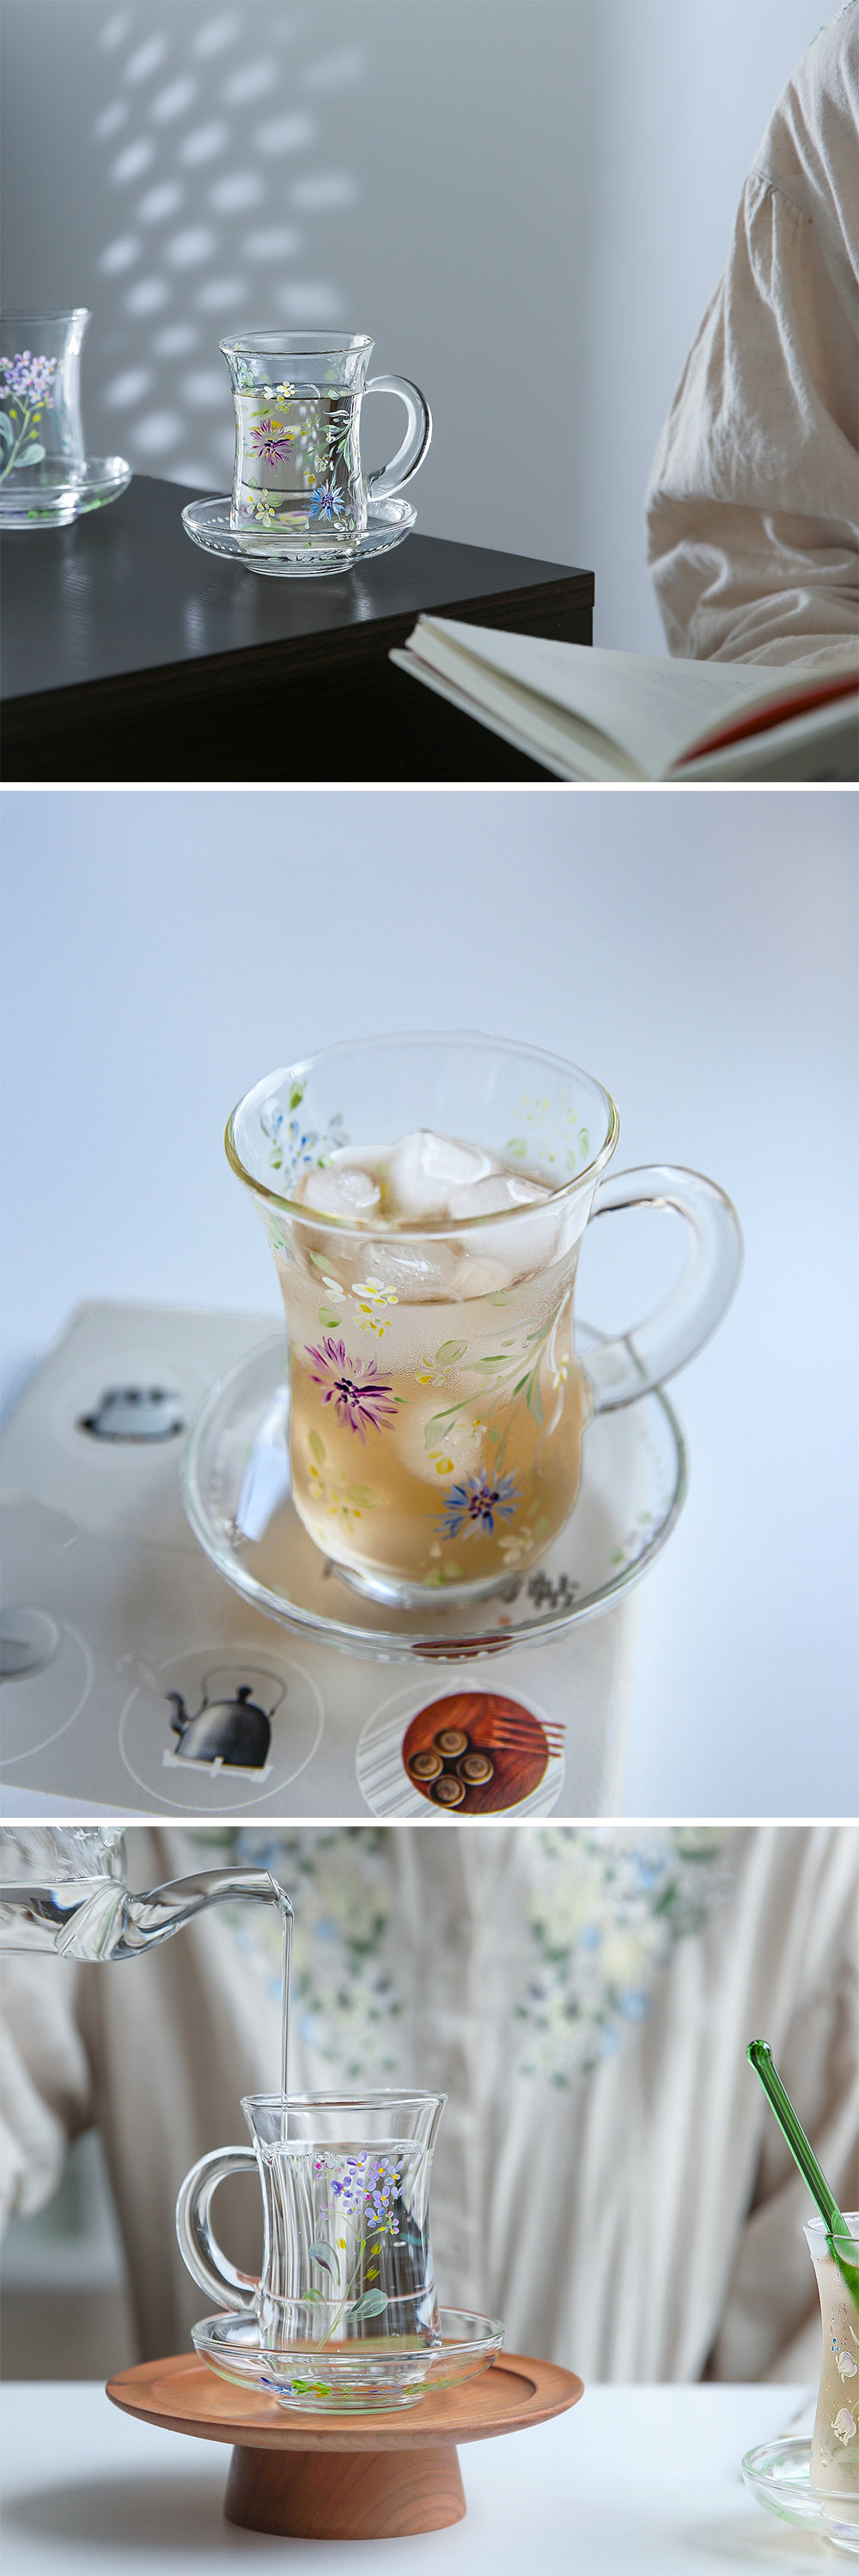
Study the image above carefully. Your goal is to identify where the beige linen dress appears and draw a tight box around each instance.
[1,1826,856,2383]
[646,5,859,665]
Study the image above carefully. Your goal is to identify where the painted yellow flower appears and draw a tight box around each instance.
[352,1276,399,1334]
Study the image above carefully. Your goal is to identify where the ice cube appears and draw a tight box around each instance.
[447,1174,551,1219]
[384,1129,498,1219]
[454,1255,517,1300]
[300,1158,381,1219]
[446,1174,563,1281]
[360,1238,465,1302]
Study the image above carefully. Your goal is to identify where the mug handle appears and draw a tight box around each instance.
[582,1164,742,1412]
[175,2145,259,2313]
[365,375,432,498]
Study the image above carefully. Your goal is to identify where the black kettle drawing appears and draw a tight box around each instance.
[164,1669,284,1773]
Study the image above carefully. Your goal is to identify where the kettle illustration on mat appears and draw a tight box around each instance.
[163,1668,285,1774]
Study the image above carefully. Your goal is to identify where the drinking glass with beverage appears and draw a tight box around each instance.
[226,1032,741,1608]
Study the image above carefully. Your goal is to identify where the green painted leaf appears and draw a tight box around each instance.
[526,1376,544,1424]
[486,1289,510,1305]
[351,2287,388,2320]
[289,1082,305,1109]
[423,1407,458,1449]
[309,1431,326,1466]
[0,414,13,447]
[309,1250,335,1273]
[505,1138,527,1158]
[435,1338,467,1365]
[317,1308,341,1329]
[308,2239,341,2281]
[302,2287,326,2305]
[20,441,46,465]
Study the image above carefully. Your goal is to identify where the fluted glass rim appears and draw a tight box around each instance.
[225,1028,620,1232]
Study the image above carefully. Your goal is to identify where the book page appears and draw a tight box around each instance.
[388,648,639,780]
[411,620,856,778]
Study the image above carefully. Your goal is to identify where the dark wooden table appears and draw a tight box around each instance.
[0,475,593,783]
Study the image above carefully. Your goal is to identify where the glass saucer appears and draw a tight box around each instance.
[182,1325,686,1664]
[742,2437,859,2555]
[192,2306,504,2413]
[0,457,131,526]
[180,493,417,576]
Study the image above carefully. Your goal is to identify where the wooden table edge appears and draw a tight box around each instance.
[0,571,594,729]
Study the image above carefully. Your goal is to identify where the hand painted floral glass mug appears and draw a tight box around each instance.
[220,332,431,558]
[0,307,131,526]
[805,2216,859,2497]
[225,1032,742,1608]
[0,308,88,525]
[177,2090,445,2410]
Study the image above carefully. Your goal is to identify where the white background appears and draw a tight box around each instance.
[0,2382,814,2574]
[1,0,824,649]
[2,786,856,1820]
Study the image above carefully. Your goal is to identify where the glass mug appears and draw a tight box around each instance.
[219,332,431,558]
[177,2090,445,2411]
[226,1031,742,1608]
[0,308,88,524]
[805,2216,859,2497]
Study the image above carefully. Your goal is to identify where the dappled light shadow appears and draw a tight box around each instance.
[92,4,365,488]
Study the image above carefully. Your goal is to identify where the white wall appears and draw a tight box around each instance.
[1,786,856,1819]
[1,0,822,647]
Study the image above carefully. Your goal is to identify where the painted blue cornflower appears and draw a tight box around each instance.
[437,1469,521,1541]
[308,479,340,521]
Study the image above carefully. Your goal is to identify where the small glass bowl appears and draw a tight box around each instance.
[742,2434,859,2556]
[192,2305,504,2414]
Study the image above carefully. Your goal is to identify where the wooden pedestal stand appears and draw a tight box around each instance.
[107,2348,584,2542]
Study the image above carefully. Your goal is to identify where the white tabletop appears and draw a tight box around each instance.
[0,2382,825,2572]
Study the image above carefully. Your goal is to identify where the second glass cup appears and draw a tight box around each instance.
[220,331,430,559]
[226,1031,741,1608]
[177,2090,445,2411]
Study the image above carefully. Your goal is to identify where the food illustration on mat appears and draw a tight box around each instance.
[401,1690,562,1812]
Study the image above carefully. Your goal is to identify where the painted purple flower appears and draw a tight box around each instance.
[305,1335,397,1440]
[250,415,293,465]
[437,1469,521,1540]
[309,479,340,521]
[0,350,56,407]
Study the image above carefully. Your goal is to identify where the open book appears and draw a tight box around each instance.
[390,617,858,782]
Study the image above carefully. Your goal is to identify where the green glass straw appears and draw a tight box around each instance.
[747,2041,858,2306]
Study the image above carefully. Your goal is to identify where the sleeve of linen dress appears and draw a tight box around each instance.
[645,9,859,666]
[0,1956,93,2223]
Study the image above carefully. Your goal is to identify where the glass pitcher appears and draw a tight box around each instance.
[0,1827,291,1963]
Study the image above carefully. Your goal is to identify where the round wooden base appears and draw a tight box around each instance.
[107,2348,583,2543]
[224,2436,466,2539]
